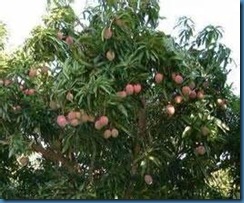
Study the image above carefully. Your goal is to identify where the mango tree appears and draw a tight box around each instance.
[0,0,239,199]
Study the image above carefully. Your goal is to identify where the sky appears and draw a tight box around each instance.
[0,0,240,95]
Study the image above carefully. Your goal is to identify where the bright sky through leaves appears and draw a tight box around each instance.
[0,0,240,95]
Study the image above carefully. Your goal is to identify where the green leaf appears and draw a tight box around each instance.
[182,126,192,138]
[148,156,161,167]
[117,104,128,117]
[62,134,72,153]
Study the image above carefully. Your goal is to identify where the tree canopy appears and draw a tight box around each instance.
[0,0,240,199]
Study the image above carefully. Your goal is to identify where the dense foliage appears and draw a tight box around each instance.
[0,0,240,199]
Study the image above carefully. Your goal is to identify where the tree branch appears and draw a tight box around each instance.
[124,97,147,199]
[31,142,81,174]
